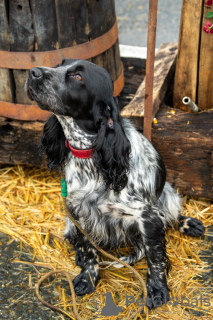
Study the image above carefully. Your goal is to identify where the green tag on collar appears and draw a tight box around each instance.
[61,178,67,197]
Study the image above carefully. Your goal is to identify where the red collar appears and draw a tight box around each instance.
[65,139,93,159]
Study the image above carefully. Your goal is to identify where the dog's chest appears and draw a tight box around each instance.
[65,153,98,194]
[57,115,98,191]
[64,154,146,246]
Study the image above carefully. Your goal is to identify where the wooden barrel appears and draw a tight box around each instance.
[0,0,124,121]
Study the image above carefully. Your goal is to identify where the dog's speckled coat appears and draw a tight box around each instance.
[26,59,205,308]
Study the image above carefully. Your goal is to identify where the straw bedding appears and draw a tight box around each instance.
[0,164,212,319]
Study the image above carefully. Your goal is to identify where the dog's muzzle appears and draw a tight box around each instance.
[26,68,43,100]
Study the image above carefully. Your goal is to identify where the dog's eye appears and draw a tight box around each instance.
[74,74,82,81]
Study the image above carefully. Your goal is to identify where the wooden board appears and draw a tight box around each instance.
[197,4,213,109]
[121,43,177,118]
[173,0,203,110]
[30,0,58,51]
[0,116,44,166]
[55,0,76,48]
[151,104,213,199]
[87,0,121,82]
[9,0,34,104]
[9,0,34,52]
[0,0,13,103]
[12,70,32,104]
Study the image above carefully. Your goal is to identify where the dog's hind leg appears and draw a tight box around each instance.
[178,215,205,237]
[73,237,100,296]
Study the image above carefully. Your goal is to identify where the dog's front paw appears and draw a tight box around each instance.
[145,280,169,309]
[73,269,99,296]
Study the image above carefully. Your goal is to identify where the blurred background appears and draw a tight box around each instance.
[115,0,182,48]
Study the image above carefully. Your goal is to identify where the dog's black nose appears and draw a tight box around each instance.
[30,67,43,79]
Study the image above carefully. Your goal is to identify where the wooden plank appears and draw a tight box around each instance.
[151,104,213,199]
[30,0,58,51]
[9,0,34,104]
[109,0,122,81]
[121,43,177,118]
[55,0,87,48]
[173,0,203,110]
[108,0,122,78]
[87,0,121,82]
[113,39,123,82]
[55,0,74,48]
[13,69,33,104]
[0,69,13,103]
[0,116,45,167]
[70,1,88,46]
[9,0,34,52]
[197,4,213,110]
[0,0,13,103]
[88,0,113,79]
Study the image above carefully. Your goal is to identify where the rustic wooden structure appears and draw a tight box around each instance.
[0,0,123,121]
[1,103,213,200]
[1,54,213,200]
[152,105,213,200]
[0,1,13,104]
[174,0,213,110]
[121,43,178,119]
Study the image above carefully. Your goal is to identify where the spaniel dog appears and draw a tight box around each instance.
[26,59,205,309]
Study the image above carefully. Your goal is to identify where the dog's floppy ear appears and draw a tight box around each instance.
[39,114,68,172]
[92,97,131,192]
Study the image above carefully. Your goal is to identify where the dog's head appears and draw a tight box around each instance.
[26,59,131,192]
[26,59,114,121]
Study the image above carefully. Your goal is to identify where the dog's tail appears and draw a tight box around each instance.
[157,182,182,226]
[158,182,205,236]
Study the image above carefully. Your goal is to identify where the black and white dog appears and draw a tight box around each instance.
[26,59,205,308]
